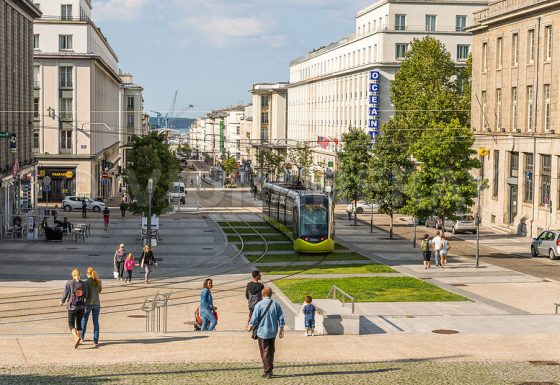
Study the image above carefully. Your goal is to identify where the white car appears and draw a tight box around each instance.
[346,201,379,214]
[62,196,106,212]
[531,230,560,260]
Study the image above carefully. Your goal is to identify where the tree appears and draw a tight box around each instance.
[289,143,313,185]
[258,149,285,182]
[125,132,179,215]
[336,128,371,225]
[366,120,415,239]
[401,121,480,233]
[222,157,237,182]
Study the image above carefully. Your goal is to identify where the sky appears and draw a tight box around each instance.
[91,0,372,119]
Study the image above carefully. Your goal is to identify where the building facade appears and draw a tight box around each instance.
[0,0,41,223]
[469,0,560,237]
[288,0,488,173]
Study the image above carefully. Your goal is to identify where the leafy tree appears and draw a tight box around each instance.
[222,157,237,182]
[258,149,285,182]
[401,121,480,232]
[336,128,371,225]
[289,143,313,185]
[366,120,414,239]
[125,132,179,215]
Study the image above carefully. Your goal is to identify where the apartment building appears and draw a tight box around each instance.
[0,0,41,222]
[288,0,488,171]
[469,0,560,237]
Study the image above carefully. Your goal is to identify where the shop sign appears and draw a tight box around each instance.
[368,70,381,143]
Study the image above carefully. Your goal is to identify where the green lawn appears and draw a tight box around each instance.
[227,235,290,242]
[222,227,279,234]
[258,263,396,275]
[246,252,370,263]
[334,243,348,250]
[274,277,468,303]
[218,221,269,227]
[238,243,293,252]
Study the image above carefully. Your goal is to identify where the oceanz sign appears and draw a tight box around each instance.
[368,70,381,143]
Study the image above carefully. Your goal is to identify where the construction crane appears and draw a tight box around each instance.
[166,90,179,129]
[149,110,163,128]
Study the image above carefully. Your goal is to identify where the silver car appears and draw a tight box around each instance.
[62,196,106,212]
[531,230,560,260]
[448,215,477,234]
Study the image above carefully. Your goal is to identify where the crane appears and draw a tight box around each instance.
[166,90,179,129]
[150,110,163,128]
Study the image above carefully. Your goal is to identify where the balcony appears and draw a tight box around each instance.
[59,82,73,89]
[58,111,73,121]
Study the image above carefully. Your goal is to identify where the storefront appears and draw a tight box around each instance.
[37,167,76,202]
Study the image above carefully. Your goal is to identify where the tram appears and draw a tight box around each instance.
[261,183,335,253]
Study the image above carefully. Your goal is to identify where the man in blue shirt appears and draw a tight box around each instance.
[247,287,285,379]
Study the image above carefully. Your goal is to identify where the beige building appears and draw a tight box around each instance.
[469,0,560,238]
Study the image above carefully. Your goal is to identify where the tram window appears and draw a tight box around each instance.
[300,199,328,237]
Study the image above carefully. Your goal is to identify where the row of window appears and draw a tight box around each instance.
[392,14,467,32]
[33,34,73,51]
[395,43,469,61]
[481,25,553,72]
[480,84,552,132]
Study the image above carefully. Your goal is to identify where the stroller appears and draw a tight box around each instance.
[193,306,218,331]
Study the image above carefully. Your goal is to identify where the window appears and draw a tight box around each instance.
[496,89,502,130]
[524,153,533,202]
[510,152,519,178]
[395,43,407,59]
[33,34,39,49]
[59,97,72,120]
[395,14,406,31]
[493,150,500,197]
[512,33,519,66]
[527,86,533,131]
[61,4,72,20]
[60,123,72,151]
[482,91,487,130]
[127,114,134,128]
[457,45,469,61]
[127,96,134,109]
[456,15,467,31]
[545,25,552,60]
[528,29,535,63]
[34,97,39,119]
[540,155,551,206]
[59,66,72,88]
[482,42,488,72]
[261,95,269,108]
[511,87,517,131]
[33,128,39,150]
[261,112,269,124]
[59,34,73,50]
[425,15,436,32]
[374,44,378,61]
[544,84,551,131]
[496,37,503,68]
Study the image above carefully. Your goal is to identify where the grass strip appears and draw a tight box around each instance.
[258,263,396,275]
[227,235,290,242]
[274,277,468,303]
[238,243,293,252]
[222,227,280,234]
[218,221,269,227]
[246,252,370,263]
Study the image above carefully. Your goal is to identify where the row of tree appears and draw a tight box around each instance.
[337,37,482,238]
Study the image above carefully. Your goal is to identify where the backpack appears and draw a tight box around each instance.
[248,291,262,310]
[421,239,429,252]
[70,281,86,307]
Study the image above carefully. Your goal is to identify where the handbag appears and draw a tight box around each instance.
[251,300,273,340]
[113,270,119,279]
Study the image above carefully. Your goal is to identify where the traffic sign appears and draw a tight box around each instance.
[43,176,51,186]
[0,132,11,139]
[477,147,489,157]
[101,172,109,180]
[101,179,108,185]
[43,185,51,192]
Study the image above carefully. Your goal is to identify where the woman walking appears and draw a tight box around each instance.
[60,268,88,348]
[440,234,450,268]
[140,244,157,284]
[80,267,102,347]
[113,244,127,281]
[200,278,217,331]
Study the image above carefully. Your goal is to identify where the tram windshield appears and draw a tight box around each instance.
[299,195,329,238]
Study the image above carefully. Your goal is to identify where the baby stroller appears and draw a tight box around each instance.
[193,306,218,331]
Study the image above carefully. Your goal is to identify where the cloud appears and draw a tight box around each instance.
[92,0,150,22]
[193,16,272,37]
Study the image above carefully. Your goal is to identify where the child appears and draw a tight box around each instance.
[124,253,135,283]
[303,295,316,337]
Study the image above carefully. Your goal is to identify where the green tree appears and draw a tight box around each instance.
[222,157,237,182]
[366,121,415,239]
[402,121,480,233]
[289,143,313,185]
[258,149,285,182]
[336,128,371,225]
[125,132,179,215]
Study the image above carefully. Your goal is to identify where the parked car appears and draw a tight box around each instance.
[425,216,439,228]
[346,201,379,214]
[447,215,477,234]
[62,196,106,212]
[531,230,560,260]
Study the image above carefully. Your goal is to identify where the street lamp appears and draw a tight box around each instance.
[476,180,482,267]
[147,178,153,247]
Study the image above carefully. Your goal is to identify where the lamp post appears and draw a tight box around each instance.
[476,181,482,267]
[147,178,153,247]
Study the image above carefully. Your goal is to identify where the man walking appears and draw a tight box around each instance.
[103,206,110,231]
[431,230,442,267]
[248,287,285,379]
[81,198,87,218]
[246,270,264,321]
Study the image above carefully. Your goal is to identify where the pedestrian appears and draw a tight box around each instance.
[124,253,135,283]
[119,201,126,218]
[303,295,316,337]
[252,184,258,200]
[421,234,431,269]
[60,268,88,349]
[80,267,102,347]
[103,206,110,231]
[200,278,217,331]
[346,205,353,220]
[81,198,87,218]
[246,270,264,322]
[113,244,126,281]
[247,287,285,379]
[432,230,442,267]
[140,244,157,284]
[440,234,450,268]
[52,205,58,221]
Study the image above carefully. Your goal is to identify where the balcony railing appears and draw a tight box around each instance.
[58,111,73,121]
[59,82,73,89]
[38,15,89,22]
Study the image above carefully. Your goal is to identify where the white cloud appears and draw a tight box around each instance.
[192,16,272,37]
[92,0,150,22]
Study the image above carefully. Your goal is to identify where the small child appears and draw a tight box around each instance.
[124,253,135,283]
[303,295,316,337]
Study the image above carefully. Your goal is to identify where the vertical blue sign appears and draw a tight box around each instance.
[368,70,381,144]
